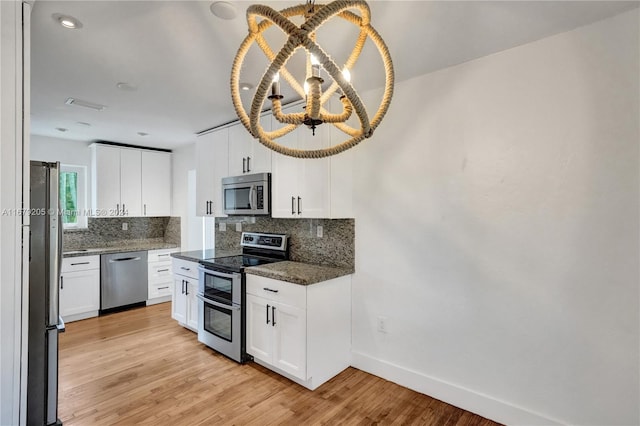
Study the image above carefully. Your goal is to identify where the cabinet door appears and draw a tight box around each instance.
[272,301,307,380]
[196,128,228,216]
[141,151,171,216]
[120,148,142,216]
[172,276,188,324]
[271,104,301,218]
[227,123,251,176]
[248,114,272,174]
[246,294,273,364]
[185,279,199,331]
[297,110,330,218]
[60,269,100,319]
[93,144,121,213]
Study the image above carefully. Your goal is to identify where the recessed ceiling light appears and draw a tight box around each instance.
[240,82,253,91]
[210,2,237,20]
[52,13,83,29]
[137,132,149,137]
[56,127,68,132]
[116,82,137,91]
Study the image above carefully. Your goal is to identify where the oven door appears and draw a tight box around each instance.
[197,294,242,362]
[199,266,242,305]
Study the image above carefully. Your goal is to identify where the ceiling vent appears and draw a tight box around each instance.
[64,97,106,111]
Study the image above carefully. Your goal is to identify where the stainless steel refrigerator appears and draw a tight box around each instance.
[27,161,64,426]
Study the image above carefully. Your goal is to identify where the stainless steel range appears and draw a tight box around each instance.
[197,232,288,362]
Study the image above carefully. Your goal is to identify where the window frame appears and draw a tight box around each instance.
[59,164,88,229]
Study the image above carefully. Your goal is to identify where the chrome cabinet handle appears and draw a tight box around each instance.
[246,156,251,172]
[158,286,169,290]
[242,157,246,173]
[272,306,276,327]
[266,304,270,324]
[263,287,278,293]
[122,203,126,216]
[297,197,301,215]
[116,204,120,216]
[157,268,169,272]
[291,197,295,215]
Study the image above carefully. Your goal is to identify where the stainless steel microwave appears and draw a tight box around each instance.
[222,172,271,216]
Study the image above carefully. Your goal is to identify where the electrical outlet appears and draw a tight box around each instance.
[377,316,388,333]
[219,222,226,232]
[122,222,128,231]
[235,222,242,232]
[316,225,323,238]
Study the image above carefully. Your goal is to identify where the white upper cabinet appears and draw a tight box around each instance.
[228,114,272,176]
[91,144,171,217]
[272,101,351,218]
[119,148,142,216]
[141,150,171,216]
[196,127,228,216]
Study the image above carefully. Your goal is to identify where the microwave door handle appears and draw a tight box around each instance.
[249,186,256,211]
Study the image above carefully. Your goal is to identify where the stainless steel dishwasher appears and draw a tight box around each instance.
[101,251,148,311]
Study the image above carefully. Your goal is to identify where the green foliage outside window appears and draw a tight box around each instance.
[60,171,78,225]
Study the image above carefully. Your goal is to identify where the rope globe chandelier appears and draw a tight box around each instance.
[230,0,394,159]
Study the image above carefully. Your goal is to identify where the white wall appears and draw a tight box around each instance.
[351,9,638,426]
[171,143,196,249]
[31,134,93,204]
[0,2,26,424]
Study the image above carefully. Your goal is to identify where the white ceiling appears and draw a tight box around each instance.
[30,1,638,150]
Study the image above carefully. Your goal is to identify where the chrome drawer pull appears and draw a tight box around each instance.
[157,268,169,272]
[263,287,279,293]
[71,262,90,266]
[158,286,170,290]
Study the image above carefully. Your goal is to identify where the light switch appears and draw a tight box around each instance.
[122,222,128,231]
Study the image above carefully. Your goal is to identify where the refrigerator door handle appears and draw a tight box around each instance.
[49,162,62,326]
[57,316,66,333]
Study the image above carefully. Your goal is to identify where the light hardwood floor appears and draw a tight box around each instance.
[59,303,501,425]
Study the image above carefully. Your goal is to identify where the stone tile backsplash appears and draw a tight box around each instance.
[215,217,354,271]
[63,217,180,250]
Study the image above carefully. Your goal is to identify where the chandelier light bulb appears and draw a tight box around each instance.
[304,81,310,95]
[310,54,320,66]
[272,72,280,83]
[342,68,351,83]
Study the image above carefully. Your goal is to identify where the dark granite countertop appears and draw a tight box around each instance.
[63,242,179,258]
[170,249,240,263]
[245,261,353,285]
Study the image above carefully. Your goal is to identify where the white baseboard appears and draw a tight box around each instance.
[351,351,563,426]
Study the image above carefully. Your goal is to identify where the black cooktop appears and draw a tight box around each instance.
[200,255,283,273]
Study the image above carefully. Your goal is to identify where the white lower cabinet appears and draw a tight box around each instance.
[60,255,100,323]
[171,257,199,331]
[147,248,179,305]
[246,274,351,390]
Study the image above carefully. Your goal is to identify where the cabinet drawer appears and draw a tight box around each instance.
[246,275,306,308]
[172,258,199,279]
[149,248,178,263]
[62,255,100,273]
[149,263,173,284]
[149,281,172,299]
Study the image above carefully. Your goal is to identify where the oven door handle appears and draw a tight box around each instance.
[198,265,241,280]
[196,294,241,311]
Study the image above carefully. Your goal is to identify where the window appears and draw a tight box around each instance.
[59,164,87,228]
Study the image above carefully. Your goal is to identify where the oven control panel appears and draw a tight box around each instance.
[241,232,287,251]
